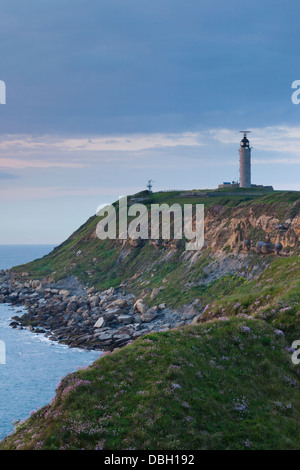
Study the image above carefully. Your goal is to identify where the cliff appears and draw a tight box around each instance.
[12,188,300,294]
[9,188,299,311]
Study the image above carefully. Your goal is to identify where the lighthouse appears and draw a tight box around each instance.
[239,131,251,188]
[218,131,273,191]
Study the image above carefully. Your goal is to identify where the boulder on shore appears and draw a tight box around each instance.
[134,299,148,314]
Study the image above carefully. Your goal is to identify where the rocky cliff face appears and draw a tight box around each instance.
[205,202,300,253]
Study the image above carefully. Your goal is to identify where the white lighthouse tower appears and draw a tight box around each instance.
[239,131,251,188]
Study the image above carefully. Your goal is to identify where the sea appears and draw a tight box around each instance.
[0,245,101,441]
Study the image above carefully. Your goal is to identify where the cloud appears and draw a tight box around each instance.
[0,158,85,170]
[210,126,300,161]
[2,126,300,172]
[0,132,206,170]
[0,132,204,155]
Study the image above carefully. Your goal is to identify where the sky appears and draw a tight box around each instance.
[1,0,300,244]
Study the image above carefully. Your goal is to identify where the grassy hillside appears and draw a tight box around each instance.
[1,317,299,450]
[197,255,300,342]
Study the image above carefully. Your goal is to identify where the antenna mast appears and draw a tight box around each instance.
[147,179,154,193]
[240,130,251,138]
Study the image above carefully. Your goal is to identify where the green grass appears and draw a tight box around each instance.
[2,318,300,450]
[199,256,300,342]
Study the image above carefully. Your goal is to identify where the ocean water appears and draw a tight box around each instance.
[0,244,56,270]
[0,245,101,441]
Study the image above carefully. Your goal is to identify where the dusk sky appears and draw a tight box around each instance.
[1,0,300,244]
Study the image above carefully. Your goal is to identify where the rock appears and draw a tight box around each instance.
[159,323,171,330]
[191,314,202,324]
[11,315,21,321]
[118,315,134,324]
[94,317,105,328]
[59,289,70,298]
[134,299,148,314]
[126,294,135,300]
[101,312,118,323]
[106,299,128,310]
[150,288,161,299]
[181,306,198,319]
[256,241,273,254]
[95,332,114,341]
[90,306,100,317]
[31,280,40,288]
[242,239,251,251]
[0,284,9,295]
[141,309,159,323]
[132,314,142,324]
[9,292,19,302]
[140,288,152,299]
[66,302,78,313]
[132,329,151,338]
[89,296,100,308]
[103,287,115,296]
[35,328,46,334]
[103,307,124,316]
[129,238,143,247]
[158,303,166,310]
[113,334,131,342]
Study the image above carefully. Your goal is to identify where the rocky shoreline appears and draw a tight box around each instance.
[0,270,200,351]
